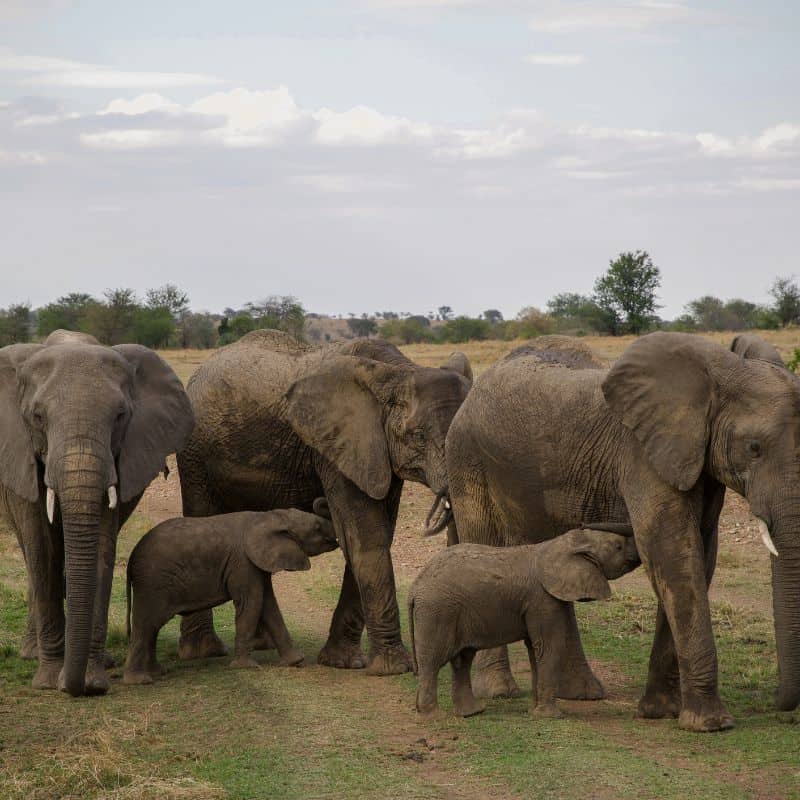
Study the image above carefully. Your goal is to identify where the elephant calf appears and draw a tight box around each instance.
[124,502,337,684]
[408,526,640,718]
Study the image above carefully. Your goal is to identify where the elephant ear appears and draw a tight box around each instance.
[0,345,44,503]
[113,345,195,502]
[245,523,311,573]
[285,356,395,500]
[442,352,473,383]
[538,532,612,602]
[730,334,783,368]
[602,332,715,492]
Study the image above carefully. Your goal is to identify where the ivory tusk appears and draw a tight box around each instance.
[757,518,779,558]
[108,485,118,510]
[46,488,55,524]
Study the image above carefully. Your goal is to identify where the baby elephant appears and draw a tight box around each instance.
[409,525,640,719]
[124,500,337,684]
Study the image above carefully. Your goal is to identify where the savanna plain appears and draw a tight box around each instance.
[1,332,799,800]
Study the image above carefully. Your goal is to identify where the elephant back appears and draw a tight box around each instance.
[236,329,316,354]
[504,335,605,370]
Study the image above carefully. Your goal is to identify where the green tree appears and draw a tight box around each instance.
[437,305,454,322]
[769,276,800,327]
[346,316,378,337]
[219,313,256,345]
[439,316,490,343]
[594,251,661,335]
[145,284,190,318]
[132,306,175,348]
[245,296,306,340]
[0,303,32,346]
[381,318,433,344]
[545,293,609,333]
[80,288,139,344]
[181,312,219,348]
[37,293,99,337]
[482,309,504,325]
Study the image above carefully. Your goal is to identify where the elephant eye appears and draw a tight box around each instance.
[747,441,761,458]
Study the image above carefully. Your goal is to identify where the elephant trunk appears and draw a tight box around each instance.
[52,447,108,697]
[771,533,800,711]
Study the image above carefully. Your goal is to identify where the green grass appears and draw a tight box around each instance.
[2,511,800,799]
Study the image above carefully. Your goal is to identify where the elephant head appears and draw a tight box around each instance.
[284,347,471,508]
[538,529,640,602]
[0,331,193,695]
[244,508,339,573]
[602,332,800,710]
[731,333,784,367]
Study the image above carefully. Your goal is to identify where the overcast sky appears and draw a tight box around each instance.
[1,1,798,319]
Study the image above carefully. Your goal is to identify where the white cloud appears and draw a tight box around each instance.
[314,105,434,146]
[524,54,585,66]
[80,129,184,150]
[531,2,714,33]
[26,70,222,89]
[190,87,304,146]
[0,148,47,165]
[754,124,800,154]
[99,94,181,116]
[736,178,800,192]
[0,48,222,89]
[292,173,407,193]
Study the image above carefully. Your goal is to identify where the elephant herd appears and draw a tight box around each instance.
[1,327,797,733]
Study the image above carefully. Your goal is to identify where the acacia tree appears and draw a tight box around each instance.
[594,251,661,335]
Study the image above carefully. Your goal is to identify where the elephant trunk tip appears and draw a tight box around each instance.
[424,490,453,536]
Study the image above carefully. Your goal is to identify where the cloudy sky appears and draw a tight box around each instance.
[1,1,798,318]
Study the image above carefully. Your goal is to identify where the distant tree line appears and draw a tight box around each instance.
[1,256,798,348]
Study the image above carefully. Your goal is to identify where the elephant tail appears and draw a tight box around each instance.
[126,564,132,642]
[408,595,418,676]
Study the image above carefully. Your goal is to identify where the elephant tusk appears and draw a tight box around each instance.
[46,487,55,524]
[108,485,118,510]
[757,518,779,558]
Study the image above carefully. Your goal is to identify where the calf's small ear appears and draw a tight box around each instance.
[539,535,612,602]
[312,497,331,519]
[245,527,311,573]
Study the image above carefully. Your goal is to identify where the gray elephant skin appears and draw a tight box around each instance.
[0,330,193,696]
[445,331,800,731]
[177,330,471,676]
[409,526,640,719]
[124,503,337,684]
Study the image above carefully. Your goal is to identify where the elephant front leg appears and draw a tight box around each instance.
[556,603,605,700]
[317,563,368,669]
[21,594,38,660]
[261,575,303,666]
[634,502,732,732]
[179,610,229,660]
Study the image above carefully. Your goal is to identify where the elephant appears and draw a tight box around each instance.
[409,525,640,719]
[445,331,800,731]
[730,333,783,367]
[124,500,338,684]
[177,330,472,676]
[0,329,193,696]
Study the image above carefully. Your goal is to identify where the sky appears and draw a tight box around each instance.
[1,0,798,319]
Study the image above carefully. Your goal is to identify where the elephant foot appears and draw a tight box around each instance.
[318,639,367,670]
[103,651,117,669]
[123,669,154,686]
[472,666,521,700]
[365,645,412,676]
[230,656,260,669]
[31,660,63,690]
[637,689,681,719]
[84,661,111,696]
[557,667,606,700]
[531,702,564,720]
[149,660,167,677]
[178,630,228,661]
[416,703,444,721]
[454,696,486,718]
[677,697,734,732]
[278,649,305,667]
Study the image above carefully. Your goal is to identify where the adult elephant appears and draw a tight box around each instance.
[446,332,800,731]
[731,332,783,366]
[0,330,193,696]
[177,330,471,675]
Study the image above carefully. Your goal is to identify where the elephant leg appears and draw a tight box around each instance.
[416,663,440,717]
[472,646,521,700]
[319,473,409,675]
[124,607,165,685]
[20,580,39,660]
[638,482,723,720]
[633,495,731,732]
[556,603,605,700]
[231,585,264,670]
[179,610,229,660]
[451,649,485,717]
[261,576,303,667]
[13,501,66,690]
[318,562,368,669]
